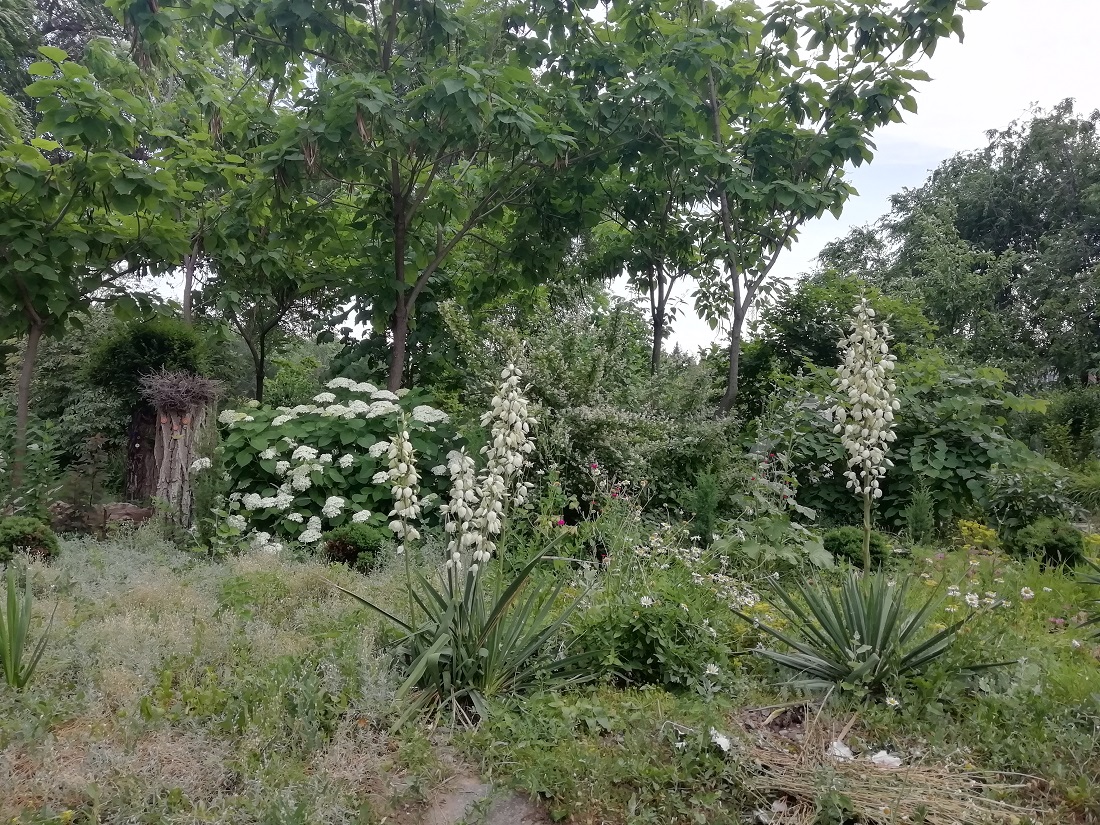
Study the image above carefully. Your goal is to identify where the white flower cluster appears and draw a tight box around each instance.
[385,425,421,552]
[440,364,536,577]
[326,377,378,393]
[412,404,450,424]
[828,299,900,499]
[190,457,212,474]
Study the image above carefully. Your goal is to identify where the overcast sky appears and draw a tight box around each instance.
[649,0,1100,353]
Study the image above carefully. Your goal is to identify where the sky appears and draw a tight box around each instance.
[646,0,1100,354]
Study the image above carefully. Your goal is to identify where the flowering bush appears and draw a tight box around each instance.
[212,379,456,550]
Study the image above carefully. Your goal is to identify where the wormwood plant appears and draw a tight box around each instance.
[740,571,998,696]
[827,299,900,570]
[0,563,55,690]
[334,366,593,727]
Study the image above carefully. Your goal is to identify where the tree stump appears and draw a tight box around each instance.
[139,371,221,527]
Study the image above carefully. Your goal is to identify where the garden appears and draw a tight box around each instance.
[3,0,1100,823]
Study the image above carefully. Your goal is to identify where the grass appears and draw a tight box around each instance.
[1,527,1098,824]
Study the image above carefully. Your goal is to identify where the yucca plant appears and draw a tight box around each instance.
[1083,561,1100,640]
[1,563,56,690]
[738,571,999,694]
[332,542,595,728]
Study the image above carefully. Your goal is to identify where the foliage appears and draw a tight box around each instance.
[835,100,1100,383]
[215,381,456,548]
[0,516,60,564]
[985,464,1081,536]
[688,472,719,550]
[743,571,990,696]
[1069,466,1100,514]
[823,527,891,568]
[903,484,936,544]
[1083,562,1100,640]
[321,523,391,574]
[0,407,61,518]
[569,585,732,695]
[88,317,208,407]
[265,353,324,409]
[1008,518,1086,568]
[1012,385,1100,467]
[772,351,1050,529]
[0,561,54,689]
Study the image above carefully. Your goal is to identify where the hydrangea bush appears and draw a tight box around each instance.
[210,379,457,551]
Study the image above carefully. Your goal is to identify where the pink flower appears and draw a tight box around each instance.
[557,518,565,527]
[590,462,598,469]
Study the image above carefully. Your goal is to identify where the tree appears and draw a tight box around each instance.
[598,0,982,413]
[846,100,1100,384]
[125,0,606,391]
[0,48,189,486]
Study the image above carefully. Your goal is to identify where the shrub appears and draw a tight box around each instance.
[688,472,719,549]
[322,523,391,572]
[985,464,1080,535]
[0,517,60,564]
[823,526,890,567]
[1069,466,1100,514]
[88,317,207,406]
[569,592,731,694]
[214,379,457,548]
[742,570,995,695]
[1008,518,1085,567]
[903,484,936,544]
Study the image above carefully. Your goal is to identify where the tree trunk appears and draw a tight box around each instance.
[152,403,207,527]
[254,334,266,403]
[182,250,197,324]
[125,405,158,501]
[388,302,408,392]
[11,321,43,490]
[862,490,872,572]
[717,312,745,415]
[650,310,665,374]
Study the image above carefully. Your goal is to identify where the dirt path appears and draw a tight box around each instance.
[420,772,547,825]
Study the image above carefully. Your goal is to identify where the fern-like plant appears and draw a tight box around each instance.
[1,563,56,690]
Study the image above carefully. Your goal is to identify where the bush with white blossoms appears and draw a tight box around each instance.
[828,298,900,570]
[214,379,457,549]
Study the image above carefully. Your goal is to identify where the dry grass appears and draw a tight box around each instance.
[746,720,1041,825]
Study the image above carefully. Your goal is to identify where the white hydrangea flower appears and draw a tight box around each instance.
[271,415,292,427]
[322,496,346,518]
[327,377,356,389]
[371,471,389,485]
[259,447,277,460]
[291,474,312,491]
[365,400,399,418]
[275,460,290,476]
[372,389,400,401]
[291,445,319,463]
[412,405,450,424]
[337,454,354,469]
[226,514,247,531]
[190,457,212,473]
[218,409,247,426]
[352,509,371,523]
[313,392,337,404]
[352,382,377,393]
[286,512,304,523]
[299,528,323,544]
[368,441,389,458]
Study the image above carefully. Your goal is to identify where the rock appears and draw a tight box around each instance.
[89,503,155,534]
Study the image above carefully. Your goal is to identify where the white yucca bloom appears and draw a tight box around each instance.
[444,364,537,579]
[384,422,421,553]
[828,299,900,568]
[829,298,898,499]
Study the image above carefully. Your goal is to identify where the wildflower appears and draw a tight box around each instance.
[1071,639,1082,649]
[1020,587,1035,600]
[189,457,212,474]
[352,509,371,523]
[885,696,900,708]
[965,592,980,608]
[709,728,731,753]
[704,663,720,677]
[557,518,565,527]
[947,585,960,597]
[1043,587,1053,593]
[640,596,655,607]
[969,559,980,567]
[944,605,958,613]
